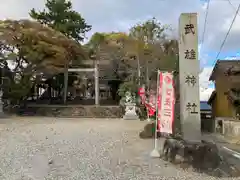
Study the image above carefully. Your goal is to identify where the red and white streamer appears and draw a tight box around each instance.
[157,72,175,134]
[138,86,146,104]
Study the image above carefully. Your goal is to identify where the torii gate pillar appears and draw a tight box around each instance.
[63,60,100,105]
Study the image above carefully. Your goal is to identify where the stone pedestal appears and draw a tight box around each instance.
[123,103,139,120]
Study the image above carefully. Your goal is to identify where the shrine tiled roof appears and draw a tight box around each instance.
[200,101,211,110]
[207,90,216,105]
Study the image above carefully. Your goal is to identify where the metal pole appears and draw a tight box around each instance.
[150,70,160,157]
[146,64,151,122]
[147,105,150,122]
[154,70,160,149]
[94,60,99,105]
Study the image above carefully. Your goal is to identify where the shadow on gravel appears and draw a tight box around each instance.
[139,123,240,178]
[139,123,161,139]
[160,137,240,178]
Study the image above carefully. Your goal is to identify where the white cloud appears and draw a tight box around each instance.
[0,1,44,19]
[2,0,240,102]
[200,0,240,53]
[200,87,214,101]
[222,15,240,32]
[221,0,240,32]
[199,67,213,89]
[199,52,210,69]
[225,52,240,60]
[199,66,214,101]
[0,0,239,53]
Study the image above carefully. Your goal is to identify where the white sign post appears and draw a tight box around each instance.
[178,13,201,142]
[150,70,161,158]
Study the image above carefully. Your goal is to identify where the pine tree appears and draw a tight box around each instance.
[30,0,91,42]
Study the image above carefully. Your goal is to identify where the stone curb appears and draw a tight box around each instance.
[223,146,240,159]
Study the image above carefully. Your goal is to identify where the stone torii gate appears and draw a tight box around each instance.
[63,60,99,105]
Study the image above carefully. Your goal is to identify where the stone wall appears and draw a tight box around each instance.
[18,105,124,118]
[223,119,240,137]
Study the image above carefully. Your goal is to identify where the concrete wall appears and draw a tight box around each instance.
[212,75,240,137]
[223,120,240,137]
[214,117,240,137]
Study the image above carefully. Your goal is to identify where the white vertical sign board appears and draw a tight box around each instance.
[178,13,201,142]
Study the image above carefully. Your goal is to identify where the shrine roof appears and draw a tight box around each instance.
[207,90,216,105]
[200,101,211,110]
[209,60,240,81]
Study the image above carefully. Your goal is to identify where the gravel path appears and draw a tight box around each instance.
[0,117,236,180]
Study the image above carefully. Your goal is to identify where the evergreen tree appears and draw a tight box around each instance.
[30,0,91,42]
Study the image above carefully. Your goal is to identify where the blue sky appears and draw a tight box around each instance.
[1,0,240,100]
[201,52,240,68]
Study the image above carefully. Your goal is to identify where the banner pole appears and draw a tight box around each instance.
[147,89,150,122]
[145,85,150,122]
[147,112,150,122]
[150,70,160,158]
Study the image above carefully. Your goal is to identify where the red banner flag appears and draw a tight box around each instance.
[138,86,146,104]
[145,103,155,116]
[146,90,156,117]
[157,72,175,134]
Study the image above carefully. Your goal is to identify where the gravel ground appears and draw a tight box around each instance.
[0,117,237,180]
